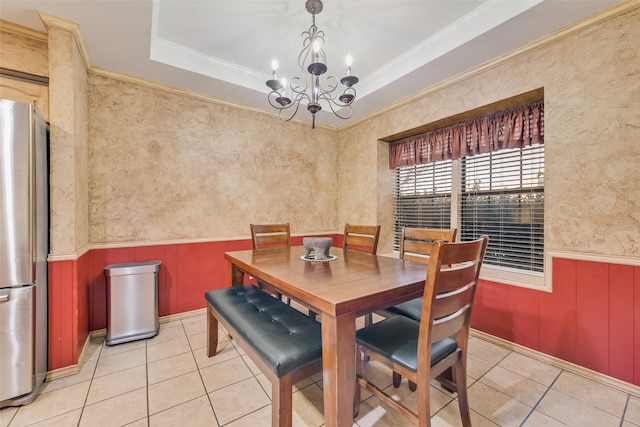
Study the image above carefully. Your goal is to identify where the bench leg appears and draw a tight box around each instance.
[272,374,293,427]
[207,305,219,357]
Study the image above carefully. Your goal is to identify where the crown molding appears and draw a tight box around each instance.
[89,66,336,132]
[38,11,92,71]
[339,0,640,133]
[0,19,47,42]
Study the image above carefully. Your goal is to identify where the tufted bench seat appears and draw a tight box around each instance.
[205,285,323,427]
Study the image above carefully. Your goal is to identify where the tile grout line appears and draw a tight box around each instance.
[224,335,274,426]
[620,395,630,427]
[188,319,223,427]
[144,340,150,426]
[517,367,564,426]
[76,339,103,427]
[468,346,517,426]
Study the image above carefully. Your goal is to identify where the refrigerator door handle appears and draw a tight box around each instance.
[0,291,9,302]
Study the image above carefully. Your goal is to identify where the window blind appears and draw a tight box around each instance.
[460,144,544,272]
[393,160,452,250]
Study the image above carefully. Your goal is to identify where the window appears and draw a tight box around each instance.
[393,144,544,275]
[393,160,452,248]
[389,99,544,286]
[460,144,544,272]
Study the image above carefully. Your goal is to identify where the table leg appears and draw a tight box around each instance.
[228,262,245,286]
[321,311,356,427]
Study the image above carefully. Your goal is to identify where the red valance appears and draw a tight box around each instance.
[389,101,544,169]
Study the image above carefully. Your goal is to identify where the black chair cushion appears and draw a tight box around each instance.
[205,285,322,378]
[356,315,457,372]
[382,298,422,321]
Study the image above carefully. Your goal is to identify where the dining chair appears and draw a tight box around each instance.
[250,223,291,302]
[343,223,381,254]
[364,227,457,331]
[342,223,381,324]
[378,227,458,389]
[354,235,489,427]
[251,223,291,250]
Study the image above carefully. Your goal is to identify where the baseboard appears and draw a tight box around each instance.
[159,307,206,323]
[45,364,80,382]
[471,329,640,398]
[45,309,206,380]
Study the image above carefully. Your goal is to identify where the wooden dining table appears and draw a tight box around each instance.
[223,245,428,426]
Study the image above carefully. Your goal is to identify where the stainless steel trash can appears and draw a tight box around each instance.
[104,260,161,345]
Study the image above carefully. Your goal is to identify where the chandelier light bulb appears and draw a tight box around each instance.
[312,39,321,63]
[346,54,353,75]
[271,59,278,79]
[281,78,287,96]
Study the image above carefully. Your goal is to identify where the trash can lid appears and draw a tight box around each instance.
[104,260,161,276]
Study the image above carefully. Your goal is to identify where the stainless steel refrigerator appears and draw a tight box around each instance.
[0,99,49,407]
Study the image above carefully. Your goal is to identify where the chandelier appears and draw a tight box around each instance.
[266,0,359,129]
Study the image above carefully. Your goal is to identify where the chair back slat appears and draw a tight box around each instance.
[431,306,469,343]
[346,234,376,248]
[399,227,457,262]
[255,234,289,247]
[432,283,475,320]
[403,252,430,264]
[403,227,457,242]
[439,241,484,266]
[402,241,436,259]
[343,224,381,254]
[434,263,478,294]
[250,223,291,250]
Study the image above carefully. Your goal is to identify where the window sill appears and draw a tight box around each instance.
[479,264,548,292]
[381,252,549,292]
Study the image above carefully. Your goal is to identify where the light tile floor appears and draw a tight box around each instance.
[2,309,640,427]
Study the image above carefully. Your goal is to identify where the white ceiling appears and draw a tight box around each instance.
[0,0,621,128]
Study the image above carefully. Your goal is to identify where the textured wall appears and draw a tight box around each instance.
[337,121,395,252]
[0,23,48,77]
[88,75,339,243]
[543,10,640,256]
[0,24,50,120]
[338,5,640,257]
[72,34,89,253]
[45,21,90,256]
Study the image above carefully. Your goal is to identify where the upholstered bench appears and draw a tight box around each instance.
[205,285,323,427]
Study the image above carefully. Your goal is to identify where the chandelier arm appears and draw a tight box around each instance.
[315,75,339,97]
[316,92,354,119]
[327,104,354,120]
[290,76,308,93]
[299,31,313,69]
[277,101,303,123]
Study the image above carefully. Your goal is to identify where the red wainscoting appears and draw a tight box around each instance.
[471,258,640,385]
[47,234,342,371]
[48,241,639,387]
[48,260,78,370]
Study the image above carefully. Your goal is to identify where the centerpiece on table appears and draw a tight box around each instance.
[302,237,336,262]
